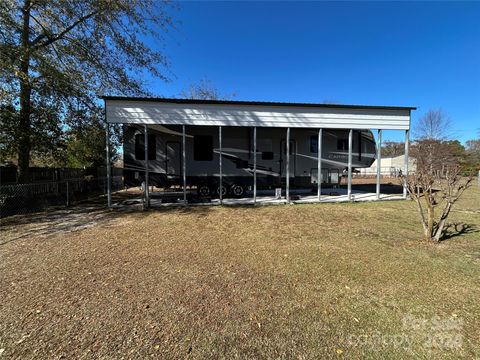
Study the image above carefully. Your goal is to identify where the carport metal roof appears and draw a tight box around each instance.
[103,96,414,130]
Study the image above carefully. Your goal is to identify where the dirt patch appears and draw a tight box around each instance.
[1,206,114,245]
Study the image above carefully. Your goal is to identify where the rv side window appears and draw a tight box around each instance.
[194,135,213,161]
[135,134,156,160]
[337,139,348,151]
[310,135,318,153]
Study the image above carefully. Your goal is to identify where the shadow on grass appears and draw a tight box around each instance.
[0,194,219,245]
[441,222,479,241]
[340,183,405,195]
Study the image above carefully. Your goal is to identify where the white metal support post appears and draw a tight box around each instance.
[286,127,290,203]
[376,129,382,200]
[219,126,223,205]
[403,129,410,198]
[317,128,322,201]
[347,129,353,201]
[182,125,187,206]
[144,125,150,208]
[105,122,112,208]
[253,127,257,205]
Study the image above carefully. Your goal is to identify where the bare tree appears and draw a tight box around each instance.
[180,78,235,100]
[381,141,405,157]
[404,138,473,242]
[403,110,475,242]
[414,109,451,140]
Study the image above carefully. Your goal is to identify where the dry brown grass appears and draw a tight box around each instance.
[0,187,479,359]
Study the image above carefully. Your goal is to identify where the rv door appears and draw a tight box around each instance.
[280,139,296,178]
[165,141,182,176]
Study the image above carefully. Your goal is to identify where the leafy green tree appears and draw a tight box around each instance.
[64,122,107,168]
[465,139,480,172]
[0,105,17,163]
[445,139,465,155]
[0,0,173,180]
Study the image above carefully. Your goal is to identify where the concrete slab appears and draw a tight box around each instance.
[112,188,406,208]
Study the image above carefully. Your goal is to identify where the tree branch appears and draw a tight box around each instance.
[31,10,101,50]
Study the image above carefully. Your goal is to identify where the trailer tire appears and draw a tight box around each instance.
[216,184,228,198]
[230,184,245,197]
[197,184,211,197]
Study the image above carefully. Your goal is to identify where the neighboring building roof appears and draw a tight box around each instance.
[101,96,416,111]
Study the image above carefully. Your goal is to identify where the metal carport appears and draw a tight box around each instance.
[103,97,415,208]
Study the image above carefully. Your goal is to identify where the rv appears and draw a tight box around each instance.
[123,125,376,197]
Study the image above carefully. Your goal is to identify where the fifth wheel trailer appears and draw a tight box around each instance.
[104,97,414,205]
[122,125,376,197]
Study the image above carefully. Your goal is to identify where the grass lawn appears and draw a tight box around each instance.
[0,187,479,359]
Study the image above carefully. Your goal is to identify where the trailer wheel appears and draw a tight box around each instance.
[197,184,211,197]
[216,185,228,198]
[230,184,245,197]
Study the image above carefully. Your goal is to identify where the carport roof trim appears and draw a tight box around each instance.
[102,96,416,111]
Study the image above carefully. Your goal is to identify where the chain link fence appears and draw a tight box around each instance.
[0,176,123,217]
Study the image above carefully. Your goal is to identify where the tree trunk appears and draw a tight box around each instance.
[426,204,434,241]
[411,194,429,239]
[17,0,32,182]
[433,202,453,242]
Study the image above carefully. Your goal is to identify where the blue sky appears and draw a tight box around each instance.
[147,1,480,143]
